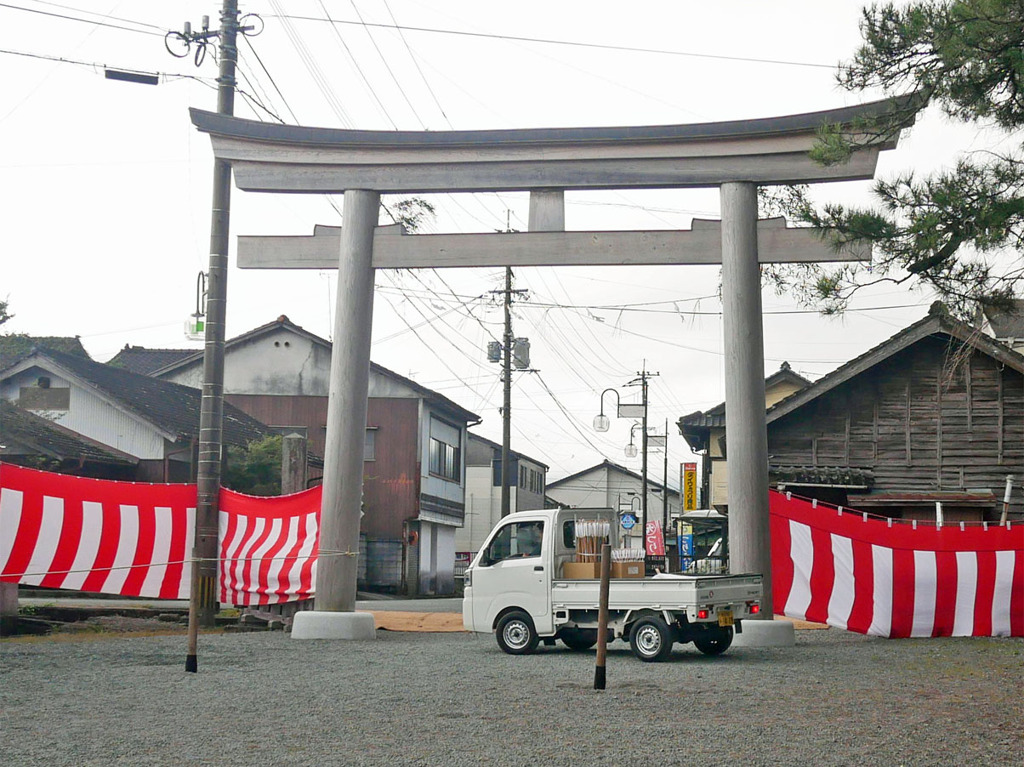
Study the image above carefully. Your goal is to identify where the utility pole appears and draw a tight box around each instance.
[169,1,240,674]
[487,234,530,518]
[663,418,669,570]
[624,366,658,572]
[641,373,649,567]
[501,267,513,518]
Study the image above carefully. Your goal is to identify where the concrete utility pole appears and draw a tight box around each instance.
[185,0,238,673]
[663,419,669,570]
[501,267,513,518]
[641,374,649,554]
[628,367,658,572]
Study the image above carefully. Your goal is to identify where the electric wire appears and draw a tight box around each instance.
[240,34,299,123]
[0,2,163,36]
[316,0,397,128]
[348,0,426,128]
[263,14,837,70]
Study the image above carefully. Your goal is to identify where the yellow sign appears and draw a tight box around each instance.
[682,462,697,510]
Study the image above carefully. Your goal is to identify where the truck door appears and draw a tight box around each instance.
[470,519,552,634]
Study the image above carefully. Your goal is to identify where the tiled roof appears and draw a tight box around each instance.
[984,299,1024,339]
[0,399,136,465]
[0,335,90,370]
[549,458,677,495]
[4,348,268,447]
[152,314,481,424]
[765,304,1024,423]
[770,465,874,487]
[106,345,197,376]
[679,361,811,424]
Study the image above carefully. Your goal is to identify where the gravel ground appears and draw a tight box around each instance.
[2,626,1021,766]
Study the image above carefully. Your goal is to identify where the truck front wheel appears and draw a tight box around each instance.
[629,616,674,662]
[496,610,540,655]
[693,626,733,656]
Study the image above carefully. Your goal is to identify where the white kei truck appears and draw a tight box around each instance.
[462,507,764,662]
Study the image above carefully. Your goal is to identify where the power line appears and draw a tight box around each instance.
[348,0,425,128]
[0,2,163,36]
[263,14,836,70]
[0,46,212,84]
[381,0,449,126]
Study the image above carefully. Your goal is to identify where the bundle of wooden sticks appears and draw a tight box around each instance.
[574,519,610,563]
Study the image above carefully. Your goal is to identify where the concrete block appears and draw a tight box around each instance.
[733,618,796,648]
[291,611,376,641]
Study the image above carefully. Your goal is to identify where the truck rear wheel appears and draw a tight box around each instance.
[559,629,598,651]
[693,626,733,656]
[629,616,673,662]
[496,610,540,655]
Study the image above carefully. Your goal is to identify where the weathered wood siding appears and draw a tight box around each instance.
[362,398,420,539]
[224,393,423,535]
[226,394,329,456]
[768,337,1024,512]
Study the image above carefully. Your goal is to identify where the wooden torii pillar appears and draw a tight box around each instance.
[191,97,915,642]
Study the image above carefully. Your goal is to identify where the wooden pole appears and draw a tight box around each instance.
[999,475,1013,525]
[187,0,238,674]
[594,543,611,690]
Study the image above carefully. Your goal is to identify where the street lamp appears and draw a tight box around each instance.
[593,388,620,432]
[593,369,657,573]
[624,423,639,458]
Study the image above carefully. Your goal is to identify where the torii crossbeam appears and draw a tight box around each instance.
[191,96,916,643]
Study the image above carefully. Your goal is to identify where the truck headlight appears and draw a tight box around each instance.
[464,569,472,588]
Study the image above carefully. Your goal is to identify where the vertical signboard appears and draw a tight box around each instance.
[677,522,694,571]
[682,462,697,510]
[645,520,665,556]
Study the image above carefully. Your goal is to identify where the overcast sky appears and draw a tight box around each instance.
[1,1,1009,485]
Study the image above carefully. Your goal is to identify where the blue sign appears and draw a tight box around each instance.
[619,512,637,530]
[679,534,694,557]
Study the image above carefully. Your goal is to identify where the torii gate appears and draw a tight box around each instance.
[191,97,913,642]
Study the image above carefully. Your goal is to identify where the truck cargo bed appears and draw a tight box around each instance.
[550,573,763,611]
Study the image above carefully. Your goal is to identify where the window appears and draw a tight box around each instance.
[484,520,544,564]
[428,417,460,482]
[519,465,527,488]
[528,469,543,494]
[364,428,377,461]
[491,457,519,487]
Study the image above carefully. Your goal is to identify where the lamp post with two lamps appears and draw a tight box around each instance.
[594,371,657,570]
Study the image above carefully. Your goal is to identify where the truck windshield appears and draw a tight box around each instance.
[484,520,544,563]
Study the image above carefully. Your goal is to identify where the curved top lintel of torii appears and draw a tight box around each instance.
[190,94,920,194]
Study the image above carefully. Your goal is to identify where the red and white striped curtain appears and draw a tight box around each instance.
[0,463,320,605]
[218,486,320,606]
[770,490,1024,637]
[4,463,1021,636]
[0,464,196,599]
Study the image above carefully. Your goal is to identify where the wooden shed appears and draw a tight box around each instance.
[765,304,1024,521]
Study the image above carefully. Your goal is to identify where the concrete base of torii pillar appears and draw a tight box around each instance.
[732,618,796,648]
[291,610,376,640]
